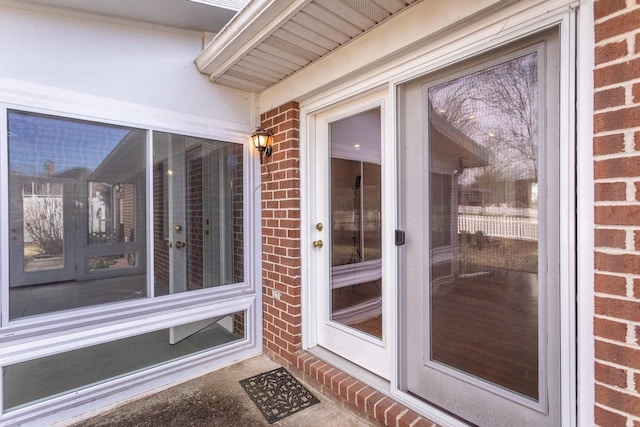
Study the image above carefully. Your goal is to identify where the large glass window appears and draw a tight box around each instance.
[152,131,244,296]
[8,111,147,319]
[3,311,246,411]
[6,111,245,320]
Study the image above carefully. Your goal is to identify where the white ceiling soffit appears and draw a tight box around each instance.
[195,0,420,92]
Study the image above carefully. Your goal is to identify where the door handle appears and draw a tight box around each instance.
[175,241,186,249]
[313,240,323,248]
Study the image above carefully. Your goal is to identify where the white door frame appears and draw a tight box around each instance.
[308,89,392,379]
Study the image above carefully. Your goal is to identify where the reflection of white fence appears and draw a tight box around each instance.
[458,205,537,217]
[458,214,538,241]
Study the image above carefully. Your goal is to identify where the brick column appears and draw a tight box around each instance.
[593,1,640,425]
[260,102,303,365]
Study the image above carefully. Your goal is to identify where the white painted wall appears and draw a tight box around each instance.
[0,0,252,126]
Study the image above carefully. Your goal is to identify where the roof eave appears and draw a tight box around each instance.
[195,0,309,83]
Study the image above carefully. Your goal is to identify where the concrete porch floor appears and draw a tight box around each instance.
[68,354,374,427]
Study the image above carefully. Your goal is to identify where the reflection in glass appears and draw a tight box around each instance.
[8,111,147,319]
[3,312,245,411]
[87,254,137,272]
[329,109,382,339]
[21,179,64,272]
[153,132,244,296]
[88,182,136,245]
[428,53,540,399]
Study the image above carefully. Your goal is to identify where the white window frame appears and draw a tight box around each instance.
[299,1,588,425]
[0,81,263,425]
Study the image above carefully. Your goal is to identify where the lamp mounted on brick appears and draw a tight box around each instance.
[251,127,273,165]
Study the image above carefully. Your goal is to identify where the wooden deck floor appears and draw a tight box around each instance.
[431,270,539,399]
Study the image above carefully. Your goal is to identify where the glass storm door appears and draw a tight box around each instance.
[399,31,561,426]
[313,95,390,379]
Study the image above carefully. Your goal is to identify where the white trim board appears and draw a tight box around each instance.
[0,77,251,144]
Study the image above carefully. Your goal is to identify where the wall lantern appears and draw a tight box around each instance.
[251,127,273,165]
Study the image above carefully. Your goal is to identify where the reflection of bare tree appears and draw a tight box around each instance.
[429,52,538,180]
[476,54,538,179]
[24,196,63,256]
[429,84,478,136]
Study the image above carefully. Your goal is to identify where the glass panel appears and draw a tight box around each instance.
[22,180,64,272]
[88,182,136,244]
[329,109,382,339]
[153,132,243,296]
[3,312,246,411]
[8,111,147,319]
[428,52,539,399]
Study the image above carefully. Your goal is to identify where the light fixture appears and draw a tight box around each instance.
[251,127,273,165]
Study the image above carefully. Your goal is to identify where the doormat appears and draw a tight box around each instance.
[239,367,320,423]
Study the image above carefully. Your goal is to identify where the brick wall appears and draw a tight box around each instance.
[260,101,303,363]
[187,146,204,290]
[231,144,245,283]
[153,163,170,288]
[593,1,640,425]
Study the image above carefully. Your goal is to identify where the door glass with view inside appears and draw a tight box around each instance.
[329,108,382,339]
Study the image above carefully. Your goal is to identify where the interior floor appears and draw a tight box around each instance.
[9,274,147,319]
[431,269,538,399]
[332,281,382,339]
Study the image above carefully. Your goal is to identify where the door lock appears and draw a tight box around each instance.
[315,223,323,231]
[313,240,323,248]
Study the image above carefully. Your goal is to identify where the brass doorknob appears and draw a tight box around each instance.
[313,240,323,248]
[175,241,186,249]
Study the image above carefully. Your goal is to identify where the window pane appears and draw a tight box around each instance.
[88,182,136,245]
[3,312,246,411]
[152,132,244,296]
[429,52,540,399]
[21,180,64,272]
[329,108,382,339]
[8,111,147,319]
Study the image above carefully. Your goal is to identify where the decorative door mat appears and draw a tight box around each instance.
[239,367,320,423]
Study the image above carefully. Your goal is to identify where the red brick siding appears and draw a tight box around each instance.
[264,347,440,427]
[153,163,170,287]
[231,145,244,283]
[233,311,245,336]
[260,102,438,426]
[113,183,135,244]
[186,146,204,290]
[260,101,303,362]
[593,1,640,425]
